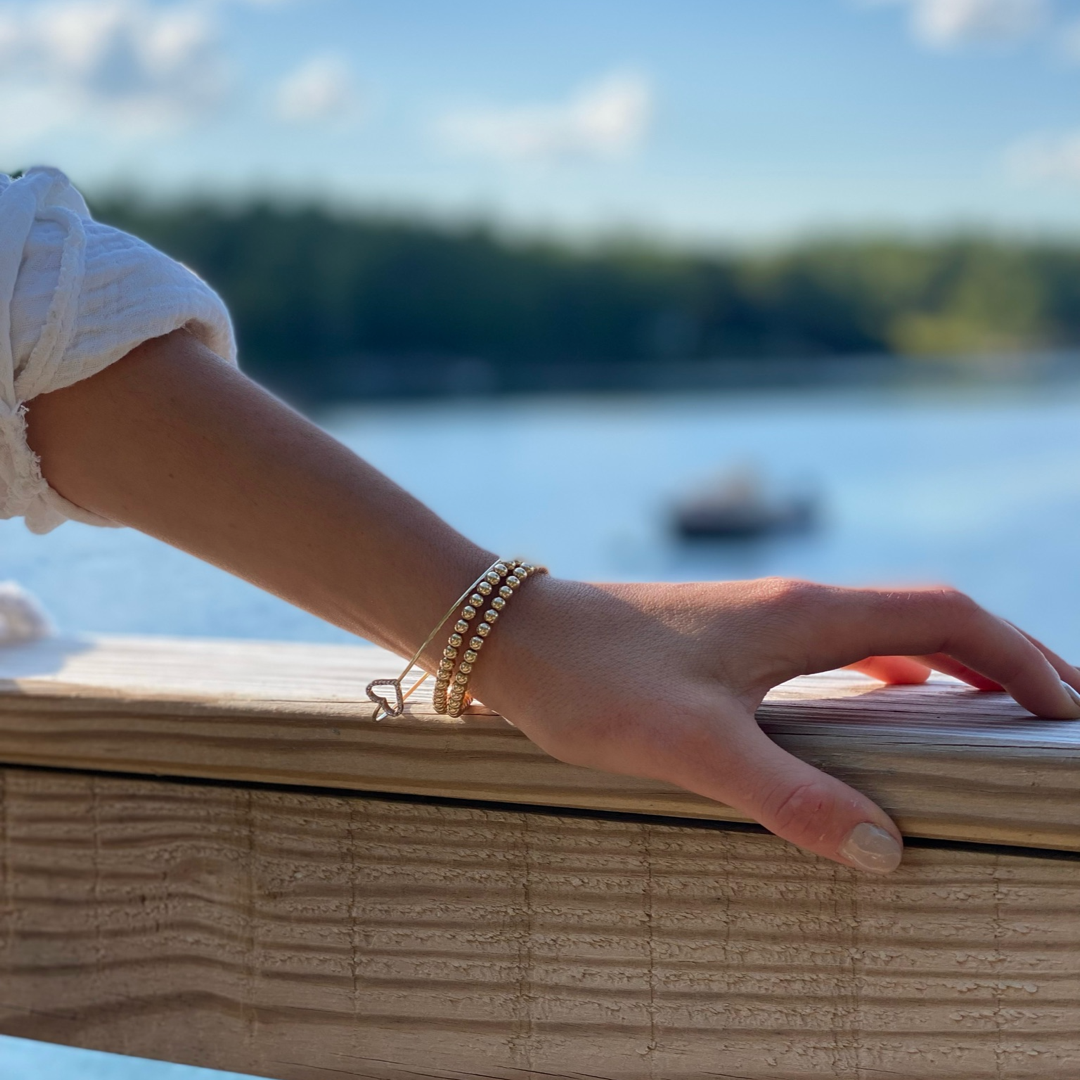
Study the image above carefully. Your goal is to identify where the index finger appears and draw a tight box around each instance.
[794,584,1080,720]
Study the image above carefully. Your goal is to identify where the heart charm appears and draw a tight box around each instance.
[366,678,405,719]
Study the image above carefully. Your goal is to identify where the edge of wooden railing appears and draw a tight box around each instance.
[0,633,1078,851]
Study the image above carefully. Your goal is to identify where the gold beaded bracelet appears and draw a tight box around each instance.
[365,557,545,722]
[432,560,516,714]
[434,560,545,718]
[433,560,519,714]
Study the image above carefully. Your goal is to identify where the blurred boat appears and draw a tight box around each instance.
[672,466,818,540]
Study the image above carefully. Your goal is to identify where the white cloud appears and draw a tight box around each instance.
[274,54,361,125]
[0,0,230,140]
[436,71,654,164]
[860,0,1047,47]
[1006,131,1080,184]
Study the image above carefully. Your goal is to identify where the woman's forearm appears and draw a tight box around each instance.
[25,326,1080,875]
[16,164,1080,875]
[25,328,493,665]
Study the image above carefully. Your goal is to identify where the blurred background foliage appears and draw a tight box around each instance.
[93,197,1080,403]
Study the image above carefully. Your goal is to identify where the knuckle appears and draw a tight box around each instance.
[934,588,984,637]
[765,781,839,846]
[927,584,976,614]
[884,585,979,633]
[755,576,818,612]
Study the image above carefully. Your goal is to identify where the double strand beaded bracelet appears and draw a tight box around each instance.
[433,560,543,717]
[365,557,547,722]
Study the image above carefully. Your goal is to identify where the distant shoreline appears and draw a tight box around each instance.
[298,349,1080,407]
[88,200,1080,410]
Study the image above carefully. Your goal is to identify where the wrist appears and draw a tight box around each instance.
[354,543,496,667]
[466,572,588,713]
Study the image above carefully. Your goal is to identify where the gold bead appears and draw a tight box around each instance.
[458,662,472,674]
[506,575,520,589]
[485,571,501,585]
[462,605,476,620]
[478,581,492,596]
[491,596,506,610]
[494,562,510,575]
[469,637,484,650]
[484,609,499,622]
[453,673,468,686]
[454,619,469,634]
[475,623,490,637]
[443,645,458,659]
[438,661,453,674]
[470,593,484,607]
[449,633,463,648]
[464,649,478,662]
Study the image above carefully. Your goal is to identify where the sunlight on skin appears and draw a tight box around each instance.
[23,330,1080,877]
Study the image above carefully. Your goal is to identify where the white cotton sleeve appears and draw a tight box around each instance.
[0,166,237,534]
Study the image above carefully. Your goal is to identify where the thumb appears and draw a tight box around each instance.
[691,722,904,873]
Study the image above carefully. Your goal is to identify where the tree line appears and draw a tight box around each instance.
[90,196,1080,402]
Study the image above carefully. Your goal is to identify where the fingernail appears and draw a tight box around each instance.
[1061,679,1080,719]
[839,822,903,874]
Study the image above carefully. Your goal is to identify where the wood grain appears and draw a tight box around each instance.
[1,767,1077,1080]
[0,634,1078,850]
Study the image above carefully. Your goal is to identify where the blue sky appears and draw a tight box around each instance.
[2,0,1079,242]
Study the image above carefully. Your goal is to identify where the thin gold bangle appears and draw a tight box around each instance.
[365,558,524,721]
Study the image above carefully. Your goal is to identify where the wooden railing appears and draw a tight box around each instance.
[0,634,1078,1079]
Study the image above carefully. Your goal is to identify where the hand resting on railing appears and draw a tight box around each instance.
[4,167,1078,877]
[20,329,1080,876]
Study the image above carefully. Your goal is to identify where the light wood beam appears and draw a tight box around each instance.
[0,634,1078,850]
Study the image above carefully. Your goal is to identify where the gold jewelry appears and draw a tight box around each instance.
[442,561,546,718]
[433,560,515,714]
[365,557,544,721]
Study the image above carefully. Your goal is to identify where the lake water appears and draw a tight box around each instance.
[3,381,1080,1077]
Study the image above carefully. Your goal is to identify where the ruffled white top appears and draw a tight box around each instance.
[0,167,236,534]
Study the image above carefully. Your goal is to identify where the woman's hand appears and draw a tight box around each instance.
[475,575,1080,874]
[29,331,1080,876]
